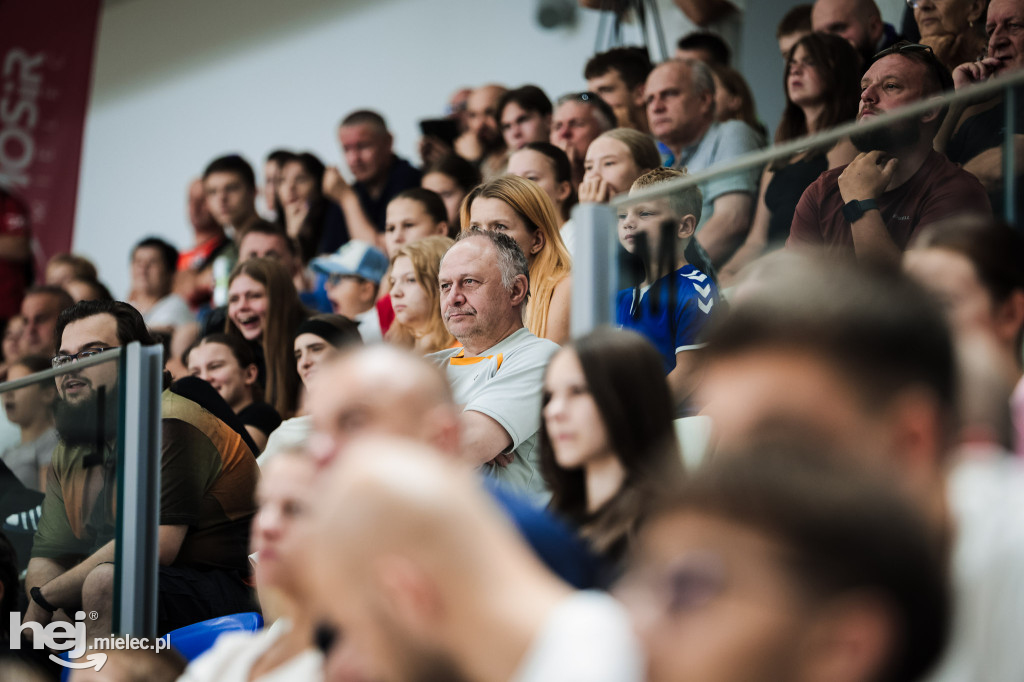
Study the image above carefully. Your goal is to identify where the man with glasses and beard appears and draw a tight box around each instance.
[23,301,259,639]
[788,42,991,263]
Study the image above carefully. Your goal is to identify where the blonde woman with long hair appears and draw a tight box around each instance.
[459,175,572,343]
[385,235,457,354]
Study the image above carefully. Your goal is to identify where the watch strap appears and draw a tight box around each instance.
[841,199,879,223]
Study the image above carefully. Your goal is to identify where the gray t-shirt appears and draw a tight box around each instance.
[671,120,763,231]
[430,328,559,500]
[1,428,57,491]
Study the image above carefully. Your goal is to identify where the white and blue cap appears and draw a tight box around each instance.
[310,240,389,284]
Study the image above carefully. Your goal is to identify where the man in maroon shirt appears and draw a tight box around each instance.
[788,42,991,263]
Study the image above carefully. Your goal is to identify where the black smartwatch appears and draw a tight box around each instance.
[30,586,58,613]
[841,199,879,224]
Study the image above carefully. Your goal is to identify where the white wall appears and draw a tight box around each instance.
[75,0,606,296]
[80,0,908,295]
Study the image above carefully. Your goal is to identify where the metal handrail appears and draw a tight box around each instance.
[0,347,123,393]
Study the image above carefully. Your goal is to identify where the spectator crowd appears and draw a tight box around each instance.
[2,0,1024,680]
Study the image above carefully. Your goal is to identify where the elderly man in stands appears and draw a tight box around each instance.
[945,0,1024,216]
[698,254,1024,682]
[550,91,617,186]
[789,42,990,262]
[322,110,422,246]
[644,59,762,267]
[23,300,258,639]
[428,230,558,499]
[812,0,901,65]
[306,438,642,682]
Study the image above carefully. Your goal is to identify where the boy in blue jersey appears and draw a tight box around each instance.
[616,168,719,407]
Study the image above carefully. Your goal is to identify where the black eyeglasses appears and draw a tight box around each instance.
[51,347,117,369]
[872,41,935,60]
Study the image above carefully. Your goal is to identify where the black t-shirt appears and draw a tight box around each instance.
[237,401,282,437]
[764,153,828,247]
[354,155,423,232]
[947,92,1024,219]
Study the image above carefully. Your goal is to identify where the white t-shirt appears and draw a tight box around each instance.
[512,591,644,682]
[355,307,382,343]
[142,293,194,329]
[925,454,1024,682]
[178,618,323,682]
[430,328,559,500]
[0,409,22,454]
[560,219,578,259]
[256,415,312,468]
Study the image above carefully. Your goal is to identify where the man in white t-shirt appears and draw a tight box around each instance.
[697,254,1024,682]
[430,230,559,498]
[306,438,643,682]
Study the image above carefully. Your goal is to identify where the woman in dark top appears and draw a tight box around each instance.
[187,333,282,453]
[721,33,861,283]
[274,152,348,262]
[538,327,685,580]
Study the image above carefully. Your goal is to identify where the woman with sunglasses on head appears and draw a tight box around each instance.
[720,32,861,284]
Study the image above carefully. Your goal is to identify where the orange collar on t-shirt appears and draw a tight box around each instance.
[448,348,504,371]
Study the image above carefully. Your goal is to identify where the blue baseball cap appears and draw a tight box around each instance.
[310,240,389,284]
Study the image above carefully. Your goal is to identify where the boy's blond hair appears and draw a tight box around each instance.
[630,167,703,224]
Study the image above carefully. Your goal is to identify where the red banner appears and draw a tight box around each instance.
[0,0,102,282]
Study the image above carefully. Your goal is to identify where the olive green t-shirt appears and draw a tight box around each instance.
[32,390,259,572]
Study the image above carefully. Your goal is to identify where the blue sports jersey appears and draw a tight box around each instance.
[615,264,719,373]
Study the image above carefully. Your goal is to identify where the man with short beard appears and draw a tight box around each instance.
[788,42,991,263]
[23,300,259,638]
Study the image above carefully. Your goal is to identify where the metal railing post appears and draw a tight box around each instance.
[113,342,163,637]
[570,202,618,338]
[1004,86,1017,224]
